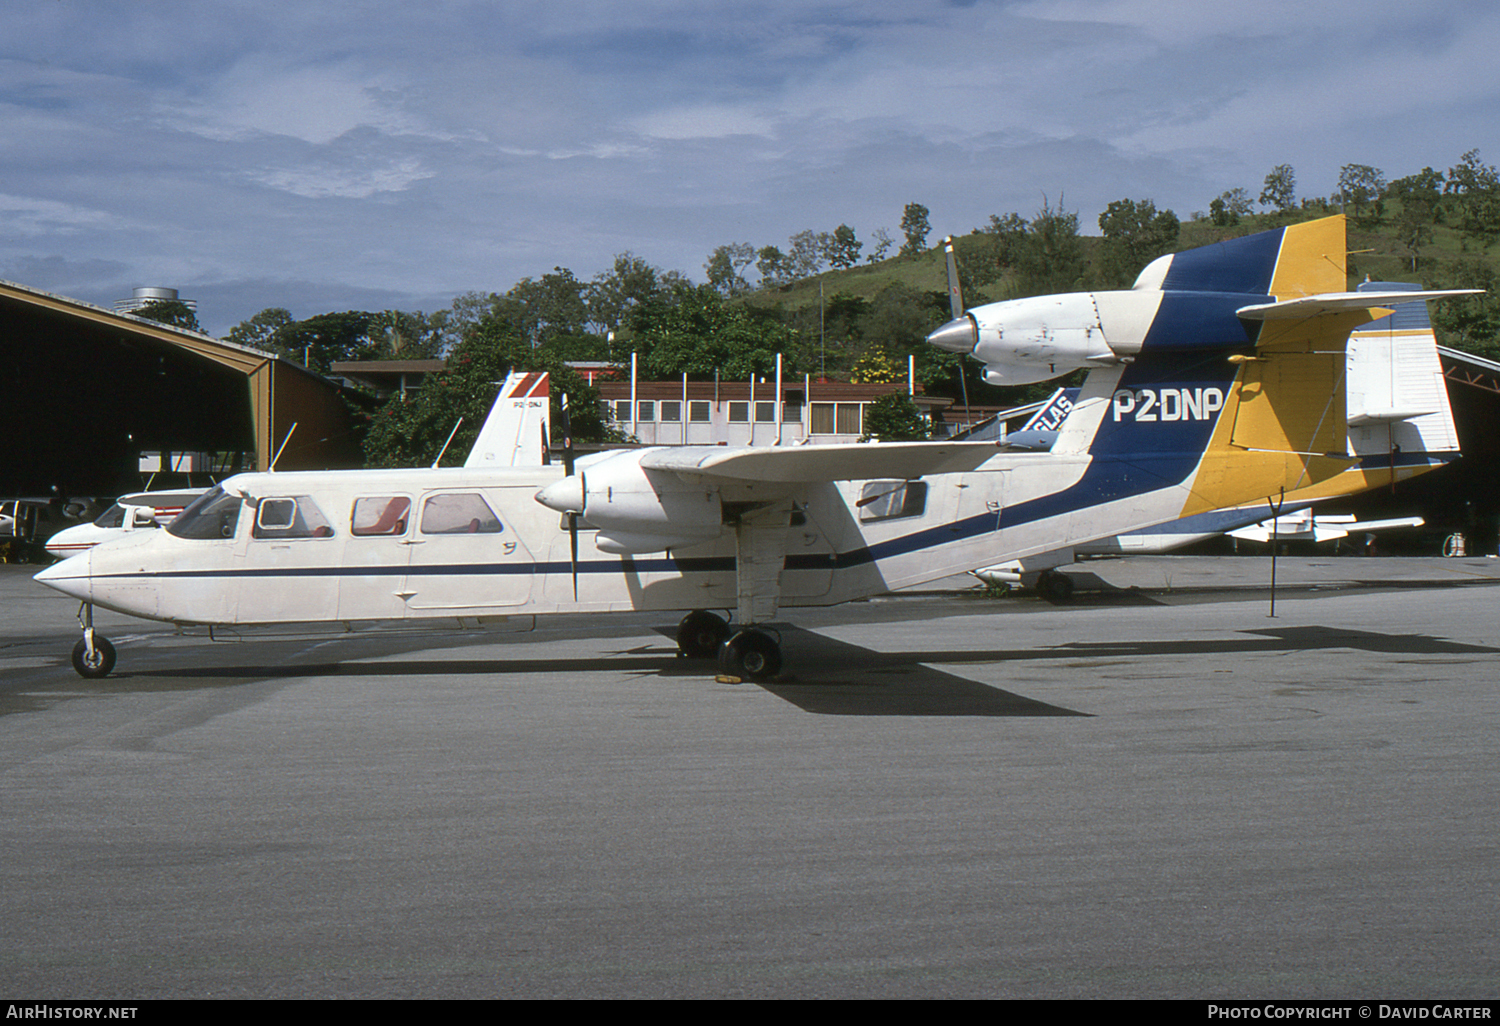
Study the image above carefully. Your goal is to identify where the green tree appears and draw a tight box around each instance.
[131,299,202,333]
[588,252,680,335]
[1431,259,1500,360]
[1387,168,1444,271]
[705,242,756,296]
[627,282,800,379]
[1338,164,1386,220]
[267,311,379,374]
[224,307,295,349]
[1209,187,1253,227]
[361,317,610,468]
[1446,149,1500,247]
[1012,199,1087,296]
[1097,198,1180,286]
[860,392,929,441]
[827,224,862,268]
[899,203,932,256]
[1260,164,1297,213]
[756,245,792,288]
[500,267,591,347]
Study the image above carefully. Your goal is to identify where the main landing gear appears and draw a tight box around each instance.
[675,610,783,682]
[71,604,116,679]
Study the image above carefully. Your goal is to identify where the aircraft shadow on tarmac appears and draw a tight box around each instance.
[71,621,1500,720]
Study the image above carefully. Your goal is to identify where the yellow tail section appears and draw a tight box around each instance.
[1180,216,1390,516]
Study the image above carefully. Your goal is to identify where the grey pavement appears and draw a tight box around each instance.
[2,556,1498,999]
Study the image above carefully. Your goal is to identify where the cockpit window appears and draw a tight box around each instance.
[93,504,128,529]
[252,496,335,539]
[167,486,244,540]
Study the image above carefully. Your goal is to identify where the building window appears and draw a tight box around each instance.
[811,403,834,434]
[728,402,750,422]
[612,399,631,423]
[660,400,681,422]
[755,401,776,422]
[689,400,711,422]
[638,401,655,422]
[836,403,863,435]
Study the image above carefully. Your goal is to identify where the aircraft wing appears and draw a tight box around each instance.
[1236,290,1480,320]
[639,441,1001,483]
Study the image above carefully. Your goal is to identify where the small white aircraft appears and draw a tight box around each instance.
[36,216,1475,680]
[44,489,207,560]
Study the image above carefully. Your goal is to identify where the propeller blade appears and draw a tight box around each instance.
[559,392,575,476]
[942,236,973,433]
[944,235,964,319]
[568,469,584,601]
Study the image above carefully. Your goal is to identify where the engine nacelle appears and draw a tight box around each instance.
[928,290,1164,386]
[535,449,723,554]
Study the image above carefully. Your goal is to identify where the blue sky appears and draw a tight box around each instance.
[2,0,1496,336]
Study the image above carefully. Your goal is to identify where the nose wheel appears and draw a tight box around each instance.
[70,604,116,679]
[72,635,116,678]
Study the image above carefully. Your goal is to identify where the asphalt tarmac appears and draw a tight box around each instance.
[2,555,1498,999]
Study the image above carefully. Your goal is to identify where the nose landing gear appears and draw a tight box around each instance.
[70,604,116,679]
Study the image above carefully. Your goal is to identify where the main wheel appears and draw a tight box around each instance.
[717,629,782,681]
[1037,570,1075,605]
[677,610,731,659]
[71,636,116,679]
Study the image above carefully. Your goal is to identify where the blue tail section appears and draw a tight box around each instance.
[1158,228,1284,294]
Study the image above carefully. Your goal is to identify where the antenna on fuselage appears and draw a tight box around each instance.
[269,423,297,472]
[431,417,464,469]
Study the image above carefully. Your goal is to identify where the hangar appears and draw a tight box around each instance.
[1,279,362,498]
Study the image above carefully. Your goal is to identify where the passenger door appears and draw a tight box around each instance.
[401,489,535,612]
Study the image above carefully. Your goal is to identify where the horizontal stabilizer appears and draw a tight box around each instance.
[1237,290,1480,321]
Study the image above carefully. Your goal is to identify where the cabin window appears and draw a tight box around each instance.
[856,480,928,522]
[637,401,655,422]
[689,400,711,422]
[167,487,244,540]
[252,496,335,539]
[660,401,681,422]
[755,401,776,423]
[612,399,631,423]
[421,493,503,534]
[351,496,412,536]
[728,402,750,422]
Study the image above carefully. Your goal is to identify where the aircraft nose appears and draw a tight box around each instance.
[927,314,978,354]
[33,550,91,602]
[535,475,584,516]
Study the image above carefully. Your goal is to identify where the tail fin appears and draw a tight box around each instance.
[464,371,551,468]
[1140,215,1346,297]
[1048,216,1461,517]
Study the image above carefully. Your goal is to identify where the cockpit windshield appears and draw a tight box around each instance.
[92,504,128,529]
[167,486,244,540]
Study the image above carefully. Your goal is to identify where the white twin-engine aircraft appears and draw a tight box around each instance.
[36,216,1473,679]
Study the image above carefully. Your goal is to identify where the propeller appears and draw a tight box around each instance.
[942,236,974,433]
